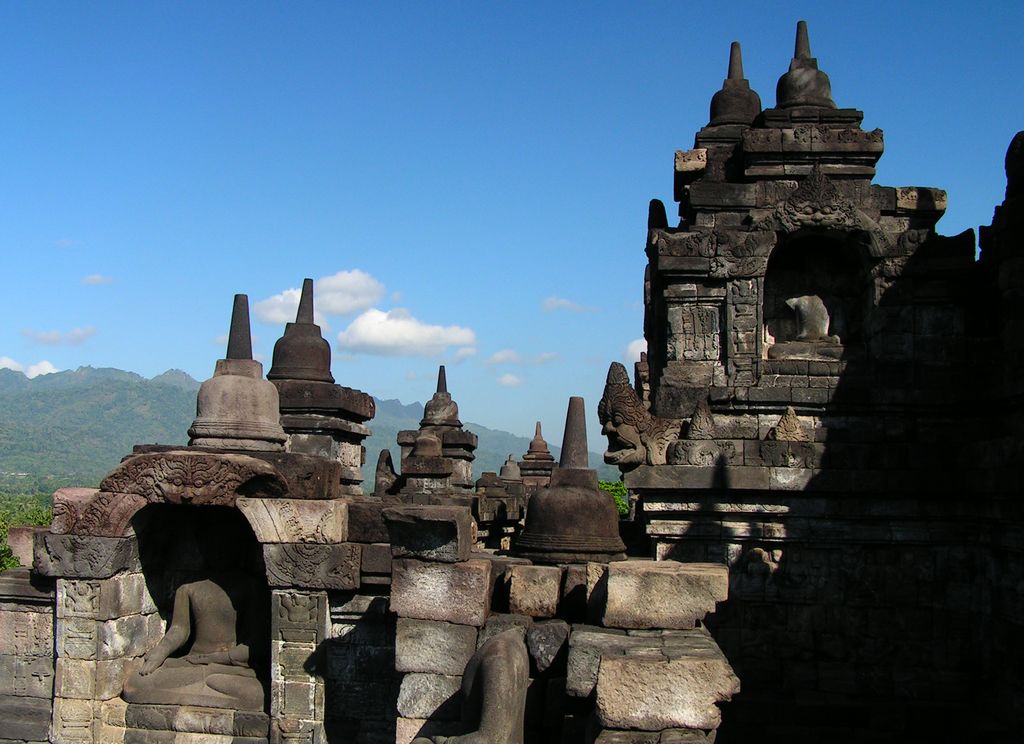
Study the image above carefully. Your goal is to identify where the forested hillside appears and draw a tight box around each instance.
[0,367,616,495]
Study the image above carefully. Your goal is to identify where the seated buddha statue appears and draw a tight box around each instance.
[121,518,266,711]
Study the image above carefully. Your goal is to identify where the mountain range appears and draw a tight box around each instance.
[0,366,615,494]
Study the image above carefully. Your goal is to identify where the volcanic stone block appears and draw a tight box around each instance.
[565,629,649,698]
[52,696,96,742]
[0,696,52,741]
[236,497,349,543]
[594,650,740,730]
[603,561,728,629]
[508,565,562,618]
[0,608,53,656]
[383,505,473,562]
[360,542,392,575]
[397,673,462,719]
[396,618,477,675]
[396,717,467,744]
[347,500,390,543]
[477,613,532,648]
[54,656,132,700]
[34,532,140,578]
[0,653,54,697]
[272,590,329,645]
[264,543,361,590]
[527,619,570,675]
[390,559,493,626]
[124,702,269,736]
[57,573,156,620]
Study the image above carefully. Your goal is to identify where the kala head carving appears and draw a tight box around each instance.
[598,362,681,470]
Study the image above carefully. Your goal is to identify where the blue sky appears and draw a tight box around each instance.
[1,2,1021,447]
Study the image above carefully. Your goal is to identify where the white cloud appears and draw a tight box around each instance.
[486,349,521,365]
[534,351,559,365]
[452,347,477,363]
[0,357,58,378]
[496,373,521,387]
[82,274,112,285]
[22,326,96,346]
[542,296,594,313]
[625,338,647,363]
[26,361,58,378]
[405,370,418,381]
[337,308,476,356]
[254,270,385,325]
[54,238,78,249]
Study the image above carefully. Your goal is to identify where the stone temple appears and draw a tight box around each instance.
[0,19,1021,744]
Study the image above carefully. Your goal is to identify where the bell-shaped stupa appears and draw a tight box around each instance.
[189,294,287,451]
[709,41,762,126]
[514,397,626,564]
[267,278,334,383]
[775,21,836,109]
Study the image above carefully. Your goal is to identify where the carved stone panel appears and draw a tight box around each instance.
[99,450,287,507]
[264,543,361,590]
[34,533,140,579]
[667,303,722,362]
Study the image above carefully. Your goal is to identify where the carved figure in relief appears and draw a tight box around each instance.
[785,295,839,343]
[598,362,681,470]
[413,628,529,744]
[121,527,266,711]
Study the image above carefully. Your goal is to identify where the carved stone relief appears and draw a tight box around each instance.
[598,362,682,470]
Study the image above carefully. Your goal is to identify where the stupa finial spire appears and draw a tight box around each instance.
[795,20,811,60]
[728,41,744,79]
[436,365,448,394]
[296,278,314,324]
[226,294,253,360]
[559,397,589,469]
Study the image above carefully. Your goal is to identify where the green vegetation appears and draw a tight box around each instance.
[599,480,630,517]
[0,491,52,570]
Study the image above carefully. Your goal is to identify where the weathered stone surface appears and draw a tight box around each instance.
[595,648,739,730]
[57,573,157,620]
[383,505,473,562]
[236,497,348,543]
[101,450,287,504]
[347,500,390,543]
[34,533,140,578]
[272,590,328,645]
[0,607,53,656]
[124,702,269,735]
[477,613,532,648]
[603,561,728,630]
[526,619,570,675]
[0,696,53,741]
[264,543,361,590]
[396,717,466,744]
[565,628,643,698]
[508,564,562,618]
[54,656,132,700]
[5,526,45,566]
[360,542,392,575]
[0,653,54,697]
[390,558,493,627]
[397,672,462,719]
[396,618,477,675]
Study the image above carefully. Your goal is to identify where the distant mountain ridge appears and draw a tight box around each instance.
[0,366,615,493]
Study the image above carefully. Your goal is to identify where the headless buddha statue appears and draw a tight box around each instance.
[121,518,266,711]
[414,628,529,744]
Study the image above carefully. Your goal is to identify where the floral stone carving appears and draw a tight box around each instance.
[99,450,287,506]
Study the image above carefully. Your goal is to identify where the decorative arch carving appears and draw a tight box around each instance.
[54,451,288,537]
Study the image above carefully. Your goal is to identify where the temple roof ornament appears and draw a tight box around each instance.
[709,41,762,126]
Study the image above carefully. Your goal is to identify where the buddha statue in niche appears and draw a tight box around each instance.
[121,516,267,711]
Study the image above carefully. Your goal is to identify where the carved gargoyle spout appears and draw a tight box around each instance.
[597,362,681,471]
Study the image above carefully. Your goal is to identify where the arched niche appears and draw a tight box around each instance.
[762,230,870,359]
[129,503,271,708]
